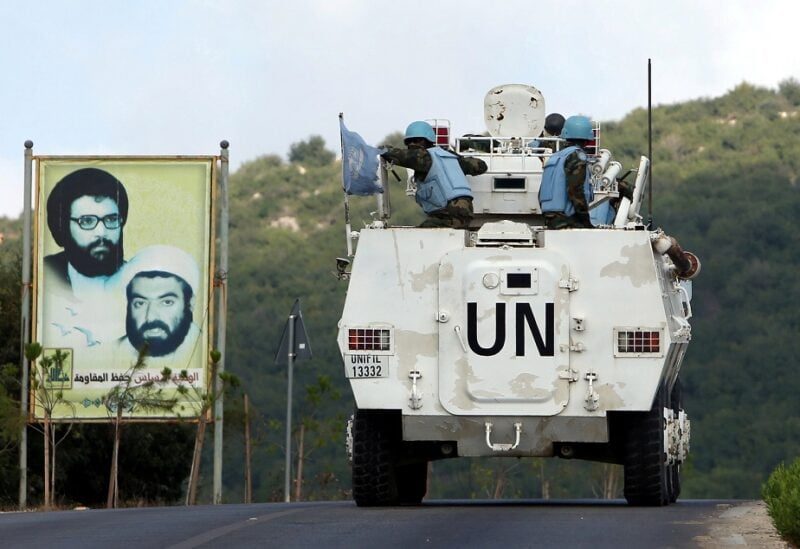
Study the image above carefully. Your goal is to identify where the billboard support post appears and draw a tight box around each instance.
[213,141,230,505]
[18,140,33,510]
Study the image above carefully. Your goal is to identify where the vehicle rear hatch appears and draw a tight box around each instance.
[438,247,572,416]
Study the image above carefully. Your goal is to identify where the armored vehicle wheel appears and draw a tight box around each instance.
[623,386,669,506]
[396,461,428,505]
[668,378,684,503]
[352,410,400,506]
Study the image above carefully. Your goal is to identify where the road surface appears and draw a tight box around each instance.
[0,499,782,548]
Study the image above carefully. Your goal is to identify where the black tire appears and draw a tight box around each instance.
[351,410,400,506]
[668,378,684,503]
[668,459,681,504]
[623,385,669,506]
[396,461,428,505]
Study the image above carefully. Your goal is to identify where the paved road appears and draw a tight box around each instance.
[0,499,746,548]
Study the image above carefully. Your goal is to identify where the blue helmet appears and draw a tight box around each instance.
[561,116,594,141]
[404,121,436,144]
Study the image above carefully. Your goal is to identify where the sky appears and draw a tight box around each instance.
[1,0,798,218]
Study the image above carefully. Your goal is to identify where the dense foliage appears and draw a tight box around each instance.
[763,458,800,545]
[0,79,798,505]
[603,80,800,498]
[0,220,22,502]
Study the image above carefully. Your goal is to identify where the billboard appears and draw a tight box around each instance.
[33,158,215,420]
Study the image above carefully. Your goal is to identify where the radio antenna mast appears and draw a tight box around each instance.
[648,58,653,228]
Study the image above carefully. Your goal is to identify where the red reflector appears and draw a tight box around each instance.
[435,127,449,146]
[348,328,390,351]
[617,330,661,354]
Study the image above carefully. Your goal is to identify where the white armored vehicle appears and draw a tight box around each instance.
[337,84,700,506]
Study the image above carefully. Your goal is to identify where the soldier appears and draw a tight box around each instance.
[531,113,566,152]
[538,115,596,228]
[381,121,488,228]
[539,116,633,229]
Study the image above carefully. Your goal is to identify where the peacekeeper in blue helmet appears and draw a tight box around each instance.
[538,115,633,229]
[381,121,488,228]
[539,115,594,228]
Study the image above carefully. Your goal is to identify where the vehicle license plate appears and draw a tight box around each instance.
[344,354,389,378]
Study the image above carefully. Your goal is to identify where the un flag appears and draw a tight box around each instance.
[339,118,384,196]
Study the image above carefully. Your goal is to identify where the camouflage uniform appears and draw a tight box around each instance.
[544,156,635,229]
[381,144,488,228]
[419,197,473,228]
[543,212,587,229]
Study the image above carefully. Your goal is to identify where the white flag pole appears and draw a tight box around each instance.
[339,113,354,257]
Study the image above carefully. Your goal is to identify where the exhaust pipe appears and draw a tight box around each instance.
[651,232,701,279]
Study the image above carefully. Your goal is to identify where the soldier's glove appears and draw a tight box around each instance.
[618,181,634,201]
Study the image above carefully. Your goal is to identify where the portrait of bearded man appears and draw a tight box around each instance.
[116,245,202,367]
[44,167,128,299]
[40,167,131,350]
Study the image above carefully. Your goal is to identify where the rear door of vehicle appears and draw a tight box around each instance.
[438,248,572,416]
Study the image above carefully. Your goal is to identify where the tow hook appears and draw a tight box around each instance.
[584,371,600,411]
[485,422,522,452]
[408,369,422,410]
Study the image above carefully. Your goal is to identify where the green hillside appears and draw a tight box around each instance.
[602,81,800,498]
[220,80,800,501]
[1,80,798,504]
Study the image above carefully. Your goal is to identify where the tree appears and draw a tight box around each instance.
[293,374,342,501]
[26,344,76,509]
[103,345,176,508]
[178,349,240,505]
[0,363,21,463]
[778,78,800,106]
[288,136,335,167]
[0,220,22,504]
[0,237,21,368]
[380,131,406,149]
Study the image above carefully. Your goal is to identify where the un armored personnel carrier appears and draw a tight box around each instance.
[337,84,699,506]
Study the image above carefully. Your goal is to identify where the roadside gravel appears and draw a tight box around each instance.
[695,501,790,548]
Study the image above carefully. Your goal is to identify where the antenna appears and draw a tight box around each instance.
[648,59,653,228]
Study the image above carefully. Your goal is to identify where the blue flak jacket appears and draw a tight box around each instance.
[415,148,473,214]
[539,145,593,217]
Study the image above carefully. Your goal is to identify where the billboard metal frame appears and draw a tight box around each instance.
[29,154,220,423]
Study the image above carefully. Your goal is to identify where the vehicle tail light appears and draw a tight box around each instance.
[348,329,391,351]
[427,119,451,147]
[435,126,450,147]
[617,330,661,354]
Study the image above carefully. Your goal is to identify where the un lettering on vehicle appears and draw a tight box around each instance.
[344,354,390,378]
[466,301,555,357]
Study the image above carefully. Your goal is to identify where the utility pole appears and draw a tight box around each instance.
[213,141,230,504]
[284,314,295,502]
[275,299,312,503]
[244,393,252,504]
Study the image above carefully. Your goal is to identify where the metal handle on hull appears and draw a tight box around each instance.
[484,422,522,452]
[454,325,469,353]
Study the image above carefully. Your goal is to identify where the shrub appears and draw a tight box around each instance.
[762,457,800,546]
